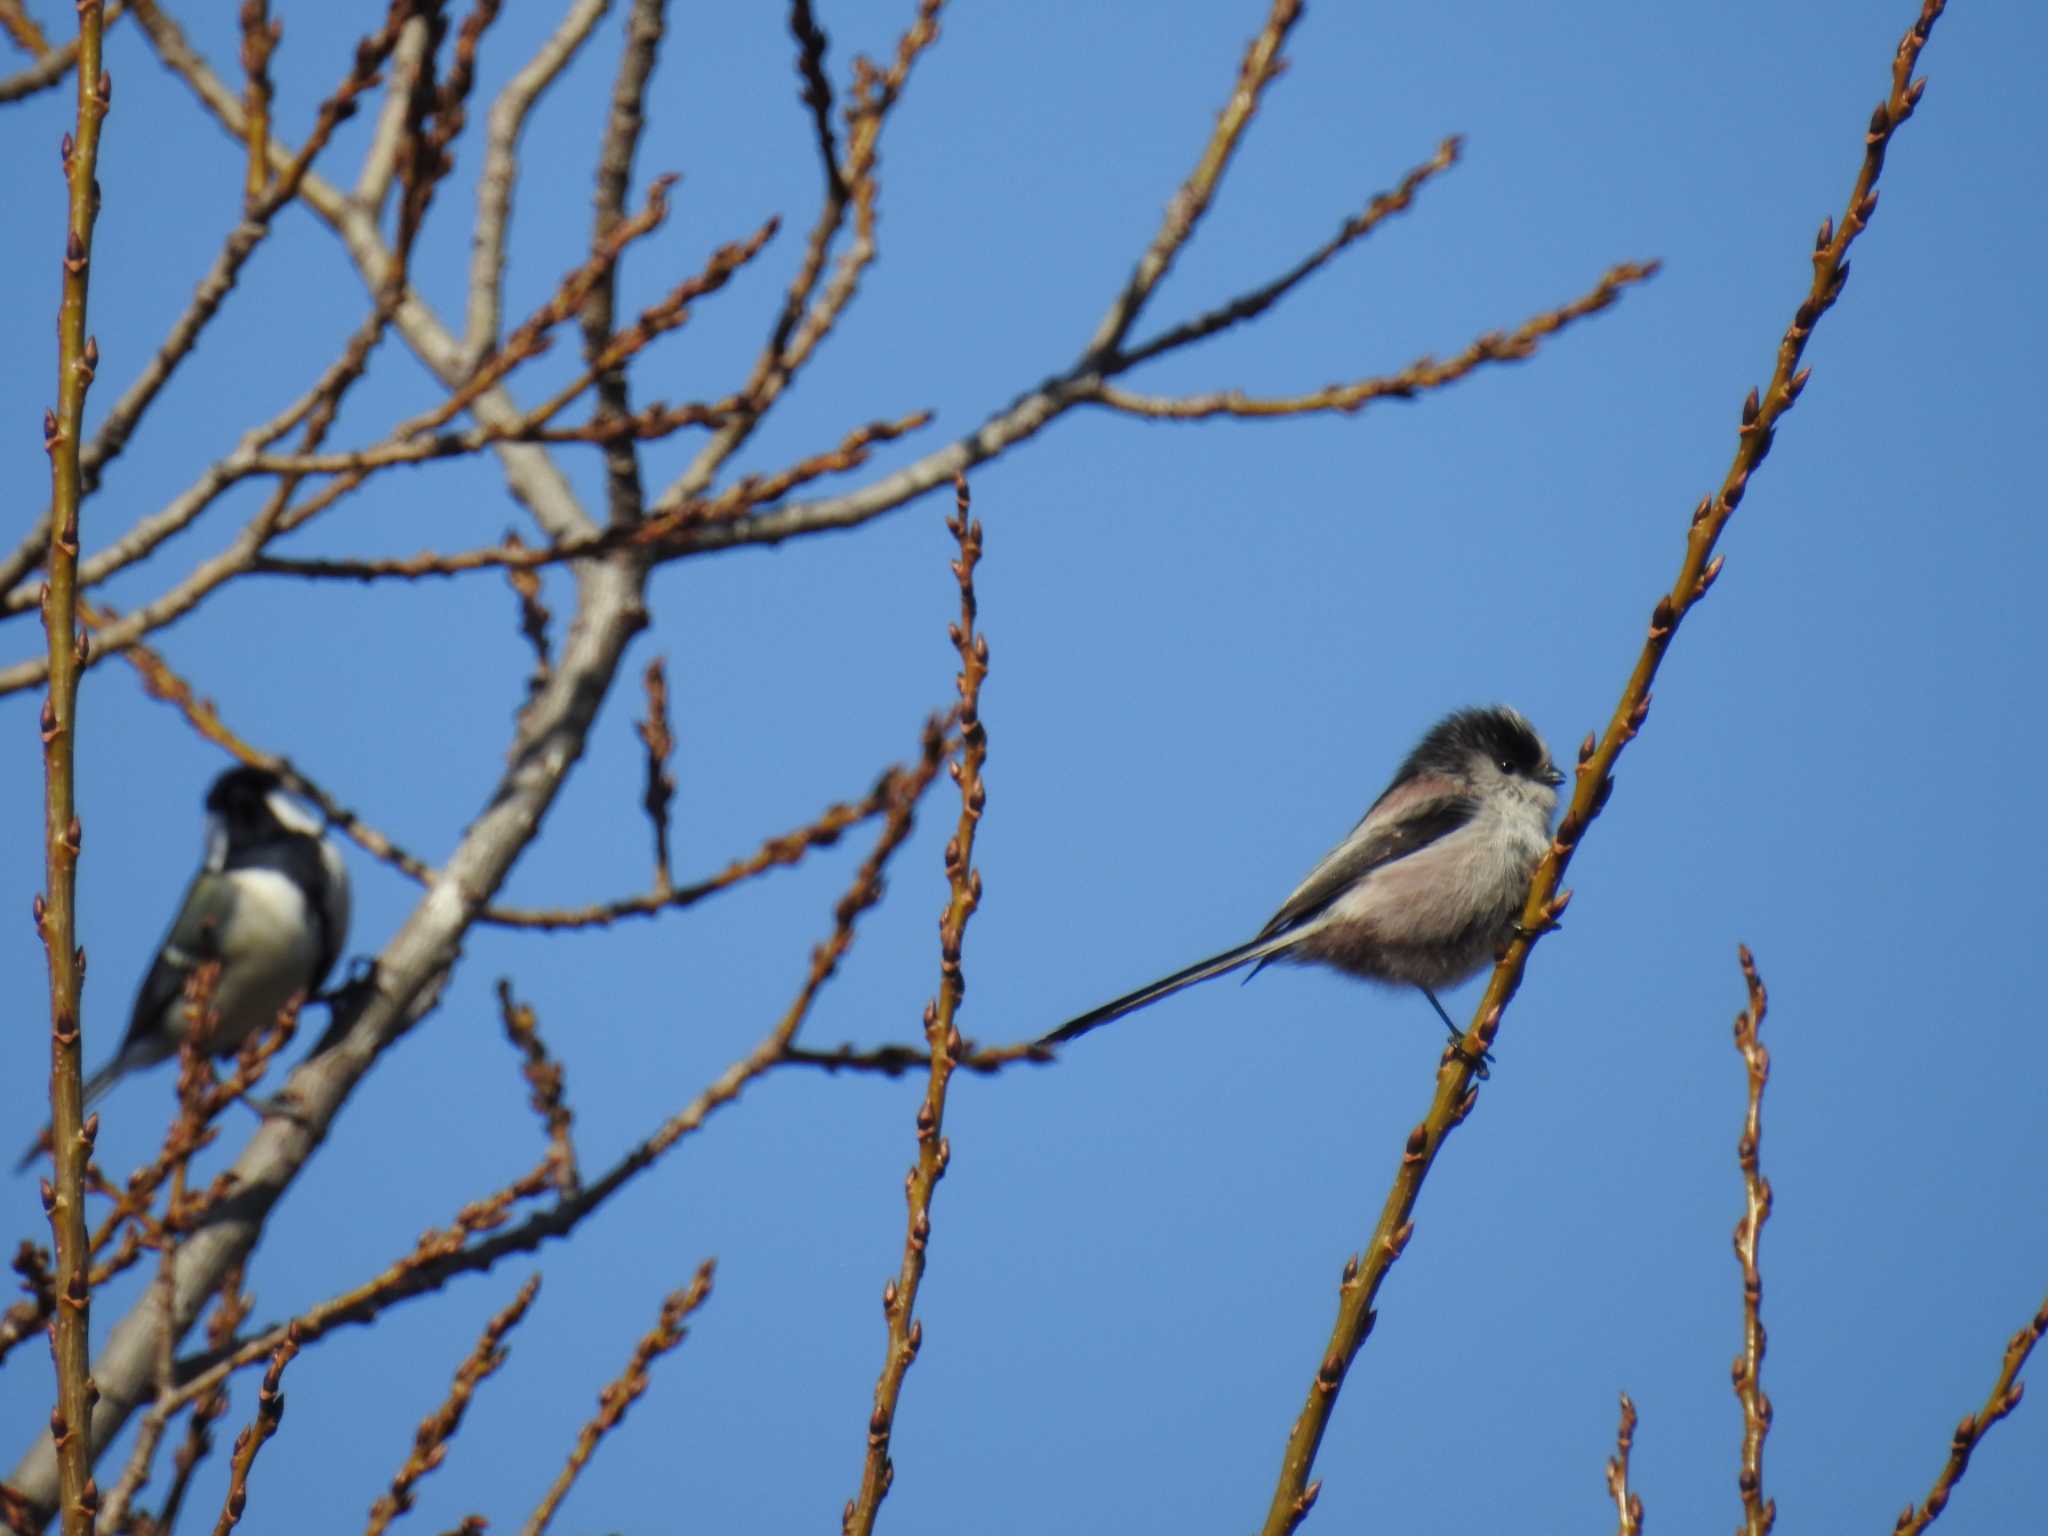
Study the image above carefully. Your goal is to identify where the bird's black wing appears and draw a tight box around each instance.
[121,870,239,1058]
[1256,784,1480,940]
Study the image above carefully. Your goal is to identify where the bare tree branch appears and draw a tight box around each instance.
[467,0,612,363]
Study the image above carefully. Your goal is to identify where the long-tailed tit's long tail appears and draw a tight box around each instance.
[1040,930,1300,1047]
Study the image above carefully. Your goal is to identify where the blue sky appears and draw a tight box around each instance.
[2,1,2045,1531]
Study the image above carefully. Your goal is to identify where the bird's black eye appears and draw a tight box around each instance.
[1497,757,1516,775]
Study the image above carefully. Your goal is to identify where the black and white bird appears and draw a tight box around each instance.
[1041,706,1565,1049]
[16,767,350,1171]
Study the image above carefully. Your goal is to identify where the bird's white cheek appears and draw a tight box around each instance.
[263,788,325,839]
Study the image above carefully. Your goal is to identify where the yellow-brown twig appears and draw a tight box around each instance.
[0,1243,54,1370]
[1731,947,1774,1536]
[209,1322,299,1535]
[845,477,988,1536]
[1113,134,1463,370]
[366,1276,539,1536]
[1084,0,1303,360]
[781,1037,1050,1079]
[67,997,296,1357]
[480,755,912,931]
[1892,1293,2048,1534]
[0,1482,34,1534]
[1606,1393,1643,1536]
[0,0,47,56]
[236,0,275,206]
[505,534,552,705]
[0,3,122,104]
[496,982,577,1197]
[38,7,110,1532]
[106,618,438,884]
[97,1264,251,1532]
[1094,261,1657,419]
[1257,7,1949,1530]
[250,408,934,583]
[636,658,677,891]
[523,1263,713,1536]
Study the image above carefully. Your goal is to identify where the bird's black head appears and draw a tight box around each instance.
[204,767,322,856]
[1400,706,1565,790]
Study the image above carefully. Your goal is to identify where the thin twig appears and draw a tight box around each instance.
[496,982,577,1197]
[209,1323,300,1536]
[0,0,48,56]
[1606,1393,1643,1536]
[522,1262,713,1536]
[157,1271,251,1533]
[248,408,931,584]
[480,756,908,930]
[95,1264,248,1531]
[241,395,743,478]
[845,478,988,1536]
[504,535,553,706]
[0,1244,54,1370]
[1082,0,1303,361]
[237,0,277,206]
[1115,135,1463,370]
[38,9,111,1533]
[636,658,677,892]
[465,0,611,362]
[1892,1292,2048,1534]
[788,0,842,198]
[1731,947,1773,1536]
[106,620,439,885]
[1,315,384,623]
[1093,261,1658,419]
[579,0,665,528]
[366,1277,539,1536]
[107,963,235,1531]
[781,1037,1050,1078]
[1256,7,1949,1530]
[0,3,121,104]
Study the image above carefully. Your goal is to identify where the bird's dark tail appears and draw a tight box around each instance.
[1040,931,1298,1047]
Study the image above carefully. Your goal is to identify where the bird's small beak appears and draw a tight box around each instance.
[1541,766,1566,787]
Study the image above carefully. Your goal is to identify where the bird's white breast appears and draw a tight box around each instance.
[172,869,321,1051]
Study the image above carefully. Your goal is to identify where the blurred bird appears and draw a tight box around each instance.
[16,767,350,1171]
[1042,706,1564,1050]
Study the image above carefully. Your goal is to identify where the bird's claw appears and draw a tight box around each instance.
[1444,1035,1493,1081]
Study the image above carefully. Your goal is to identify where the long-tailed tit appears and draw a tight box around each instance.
[16,767,350,1171]
[1042,706,1564,1050]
